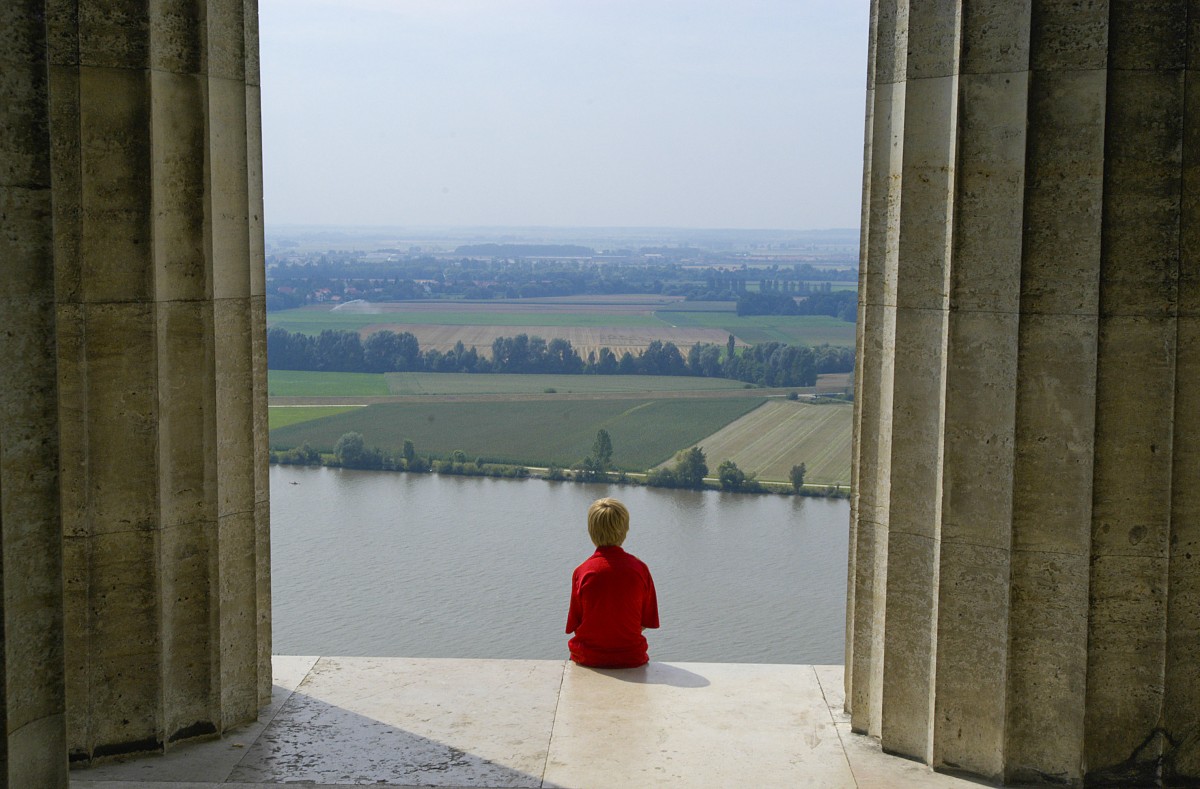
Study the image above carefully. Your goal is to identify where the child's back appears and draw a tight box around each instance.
[565,498,659,668]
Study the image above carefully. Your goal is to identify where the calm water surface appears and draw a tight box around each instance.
[271,465,849,663]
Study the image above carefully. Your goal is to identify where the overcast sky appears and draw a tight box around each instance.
[258,0,870,231]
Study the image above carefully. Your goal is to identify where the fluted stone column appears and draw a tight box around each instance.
[0,4,70,784]
[848,1,1200,785]
[0,0,270,778]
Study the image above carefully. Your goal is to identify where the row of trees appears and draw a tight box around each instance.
[267,328,854,388]
[276,429,815,496]
[590,437,807,494]
[735,289,857,321]
[274,433,535,479]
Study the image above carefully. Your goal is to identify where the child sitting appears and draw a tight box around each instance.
[565,497,659,668]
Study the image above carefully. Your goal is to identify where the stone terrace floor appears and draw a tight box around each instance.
[73,656,987,789]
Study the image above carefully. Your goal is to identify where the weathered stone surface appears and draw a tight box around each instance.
[849,11,906,738]
[48,62,83,304]
[149,0,205,75]
[0,6,68,779]
[80,302,160,535]
[210,77,251,301]
[932,542,1009,781]
[960,0,1030,75]
[905,0,960,81]
[950,70,1027,313]
[1085,554,1169,774]
[8,0,272,771]
[1108,0,1188,71]
[1029,0,1110,72]
[245,0,261,87]
[79,0,150,69]
[78,65,153,303]
[82,527,161,753]
[1005,550,1090,783]
[46,0,80,67]
[247,85,266,296]
[941,311,1019,547]
[880,530,937,760]
[873,0,909,87]
[208,0,246,82]
[151,69,209,302]
[1165,324,1200,781]
[847,2,1200,786]
[1020,68,1107,316]
[160,518,218,743]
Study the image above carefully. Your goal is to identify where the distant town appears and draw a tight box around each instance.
[264,226,859,311]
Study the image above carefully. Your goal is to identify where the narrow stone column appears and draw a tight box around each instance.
[931,3,1028,781]
[847,2,1200,785]
[1164,0,1200,779]
[848,0,906,738]
[879,0,959,763]
[1084,2,1186,780]
[1004,3,1108,779]
[0,3,70,785]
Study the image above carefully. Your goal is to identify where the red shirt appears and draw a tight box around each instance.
[565,546,659,668]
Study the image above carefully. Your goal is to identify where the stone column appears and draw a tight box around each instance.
[0,3,70,785]
[0,0,270,774]
[847,2,1200,785]
[848,0,905,738]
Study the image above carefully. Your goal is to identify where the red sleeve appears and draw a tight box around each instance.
[642,566,659,629]
[565,567,582,634]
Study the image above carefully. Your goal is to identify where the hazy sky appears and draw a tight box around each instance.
[259,1,870,231]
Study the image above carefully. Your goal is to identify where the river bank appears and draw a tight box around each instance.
[268,452,851,498]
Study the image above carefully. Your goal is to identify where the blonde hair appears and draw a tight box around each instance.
[587,498,630,547]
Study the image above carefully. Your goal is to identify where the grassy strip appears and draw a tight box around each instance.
[269,406,361,430]
[268,370,391,397]
[664,313,856,346]
[266,304,857,347]
[268,370,756,397]
[269,397,766,470]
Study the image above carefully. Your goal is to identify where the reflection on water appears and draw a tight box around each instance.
[270,465,849,664]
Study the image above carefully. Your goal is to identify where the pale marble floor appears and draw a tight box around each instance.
[72,656,986,789]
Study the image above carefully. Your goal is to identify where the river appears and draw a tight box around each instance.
[270,465,850,664]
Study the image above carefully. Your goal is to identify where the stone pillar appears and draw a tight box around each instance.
[847,2,1200,785]
[1,0,270,777]
[0,3,70,785]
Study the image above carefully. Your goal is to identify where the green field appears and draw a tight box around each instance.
[269,406,361,430]
[663,313,856,346]
[673,400,853,486]
[267,303,857,349]
[269,397,767,470]
[268,370,391,397]
[270,370,756,398]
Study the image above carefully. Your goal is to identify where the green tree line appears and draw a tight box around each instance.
[736,288,856,321]
[267,328,853,388]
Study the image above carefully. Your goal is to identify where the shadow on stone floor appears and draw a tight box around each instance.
[574,661,710,688]
[226,687,546,786]
[72,656,560,787]
[72,687,545,788]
